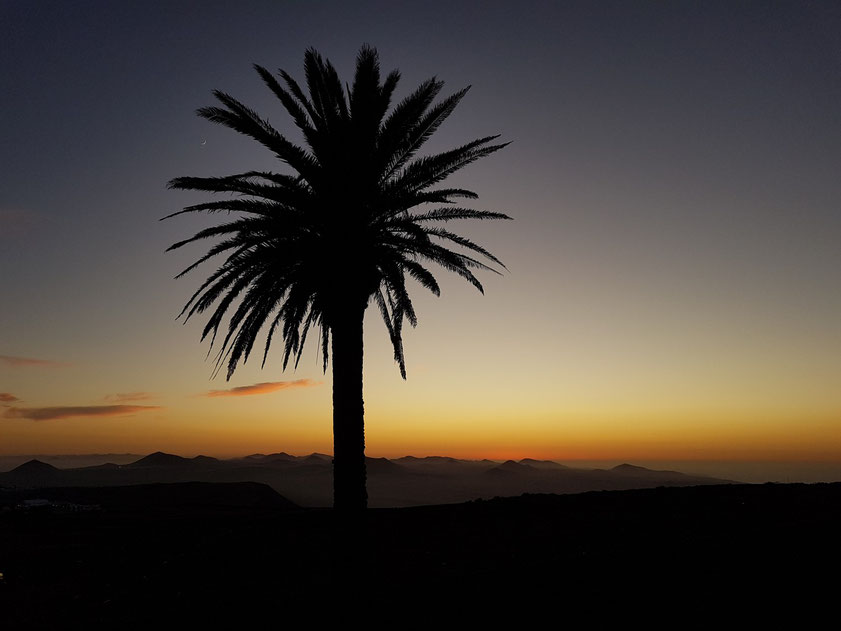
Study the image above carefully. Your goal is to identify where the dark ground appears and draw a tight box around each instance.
[1,481,839,626]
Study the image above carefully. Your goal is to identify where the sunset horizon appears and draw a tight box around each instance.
[3,1,839,489]
[3,3,840,622]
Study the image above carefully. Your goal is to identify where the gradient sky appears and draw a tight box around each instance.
[1,1,839,472]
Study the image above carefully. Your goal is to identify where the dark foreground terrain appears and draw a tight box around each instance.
[2,481,839,626]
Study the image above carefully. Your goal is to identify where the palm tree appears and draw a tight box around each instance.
[164,46,509,510]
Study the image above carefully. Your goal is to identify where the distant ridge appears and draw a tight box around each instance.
[486,460,539,475]
[612,463,687,476]
[613,463,649,472]
[128,452,191,467]
[300,453,332,465]
[79,462,120,471]
[263,452,297,462]
[191,455,220,465]
[520,458,568,470]
[0,451,737,507]
[395,456,462,464]
[365,457,404,474]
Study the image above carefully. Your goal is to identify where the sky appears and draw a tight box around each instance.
[1,1,839,479]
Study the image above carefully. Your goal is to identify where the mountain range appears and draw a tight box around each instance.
[0,451,735,507]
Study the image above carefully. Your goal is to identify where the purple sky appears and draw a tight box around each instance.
[1,1,839,472]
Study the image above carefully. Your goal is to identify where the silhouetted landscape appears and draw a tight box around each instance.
[4,3,840,624]
[2,475,838,625]
[0,451,736,507]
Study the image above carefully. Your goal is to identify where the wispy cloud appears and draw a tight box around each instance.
[0,393,19,403]
[104,392,155,403]
[203,379,320,398]
[0,355,69,368]
[3,405,162,421]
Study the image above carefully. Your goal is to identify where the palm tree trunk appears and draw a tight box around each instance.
[331,301,368,511]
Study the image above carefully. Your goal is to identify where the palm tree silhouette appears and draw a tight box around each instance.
[164,46,509,510]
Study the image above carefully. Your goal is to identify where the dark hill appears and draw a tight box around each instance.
[365,457,404,475]
[128,452,191,467]
[486,460,538,475]
[520,458,568,470]
[263,452,297,462]
[299,453,332,466]
[5,459,64,485]
[613,463,656,473]
[79,462,120,471]
[612,463,694,477]
[191,455,220,465]
[11,459,59,474]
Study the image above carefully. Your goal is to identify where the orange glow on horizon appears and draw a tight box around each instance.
[4,409,837,464]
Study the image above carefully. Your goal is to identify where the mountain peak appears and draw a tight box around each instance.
[191,455,220,464]
[301,453,332,463]
[486,460,538,475]
[12,459,59,473]
[520,458,567,470]
[129,452,190,467]
[613,463,648,472]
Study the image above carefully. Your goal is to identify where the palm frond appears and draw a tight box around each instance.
[166,46,509,380]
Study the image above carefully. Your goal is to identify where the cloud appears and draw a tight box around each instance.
[0,393,19,403]
[204,379,320,397]
[0,355,69,368]
[104,392,155,402]
[3,405,162,421]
